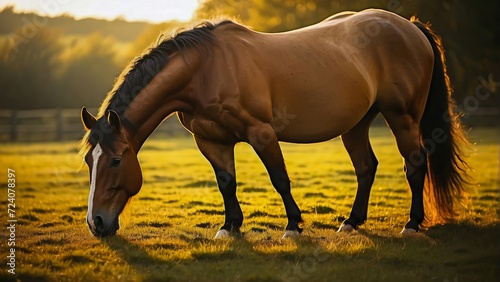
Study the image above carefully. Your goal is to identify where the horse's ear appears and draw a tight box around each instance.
[81,107,96,131]
[107,110,121,133]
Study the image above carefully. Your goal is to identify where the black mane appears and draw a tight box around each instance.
[80,20,233,154]
[102,19,233,118]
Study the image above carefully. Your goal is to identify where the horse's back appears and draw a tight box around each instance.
[322,11,356,22]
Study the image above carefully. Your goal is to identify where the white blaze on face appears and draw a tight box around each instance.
[87,143,103,229]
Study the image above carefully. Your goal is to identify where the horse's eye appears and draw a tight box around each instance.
[110,158,121,167]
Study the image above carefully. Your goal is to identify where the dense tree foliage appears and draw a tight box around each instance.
[1,27,62,109]
[0,7,151,109]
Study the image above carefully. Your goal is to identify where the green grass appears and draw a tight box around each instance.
[0,126,498,281]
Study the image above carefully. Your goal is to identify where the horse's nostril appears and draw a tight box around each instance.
[94,215,104,232]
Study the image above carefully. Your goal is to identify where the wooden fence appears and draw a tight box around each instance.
[0,108,189,142]
[0,107,498,142]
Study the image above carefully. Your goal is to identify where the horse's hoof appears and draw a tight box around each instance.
[214,229,231,239]
[337,223,355,233]
[400,228,417,235]
[281,230,300,239]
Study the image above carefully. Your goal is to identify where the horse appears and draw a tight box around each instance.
[79,9,469,238]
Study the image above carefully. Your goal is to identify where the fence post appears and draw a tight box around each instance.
[10,110,18,142]
[56,108,63,141]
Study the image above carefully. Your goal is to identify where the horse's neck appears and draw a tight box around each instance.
[123,53,198,151]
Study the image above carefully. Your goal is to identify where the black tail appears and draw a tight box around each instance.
[412,17,470,224]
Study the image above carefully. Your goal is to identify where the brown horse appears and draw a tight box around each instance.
[80,9,469,238]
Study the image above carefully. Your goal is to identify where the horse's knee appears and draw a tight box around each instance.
[270,172,291,195]
[216,171,236,197]
[371,151,379,172]
[404,149,427,189]
[354,157,378,182]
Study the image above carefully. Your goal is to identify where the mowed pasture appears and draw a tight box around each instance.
[0,126,498,281]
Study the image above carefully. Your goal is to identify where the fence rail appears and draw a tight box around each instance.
[0,107,498,142]
[0,108,189,142]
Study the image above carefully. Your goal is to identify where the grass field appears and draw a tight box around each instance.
[0,126,498,282]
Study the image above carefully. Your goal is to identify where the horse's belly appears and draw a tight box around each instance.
[275,124,344,143]
[272,91,370,143]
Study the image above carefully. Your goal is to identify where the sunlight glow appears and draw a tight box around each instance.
[0,0,199,23]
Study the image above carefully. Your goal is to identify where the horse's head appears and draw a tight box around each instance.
[80,107,142,237]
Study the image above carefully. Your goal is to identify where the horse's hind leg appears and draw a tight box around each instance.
[383,112,427,233]
[194,137,243,238]
[338,107,379,232]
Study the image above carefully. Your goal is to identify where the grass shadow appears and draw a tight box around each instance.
[101,235,176,281]
[425,221,500,237]
[2,273,51,282]
[102,235,166,265]
[359,222,500,281]
[223,234,337,281]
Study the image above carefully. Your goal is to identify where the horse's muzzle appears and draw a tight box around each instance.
[87,215,119,237]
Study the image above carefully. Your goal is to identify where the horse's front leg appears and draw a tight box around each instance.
[194,137,243,238]
[247,123,303,238]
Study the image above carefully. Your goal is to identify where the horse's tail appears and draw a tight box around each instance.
[411,17,471,225]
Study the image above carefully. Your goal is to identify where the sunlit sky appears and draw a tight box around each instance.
[0,0,199,23]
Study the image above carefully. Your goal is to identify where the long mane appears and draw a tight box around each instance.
[79,20,233,157]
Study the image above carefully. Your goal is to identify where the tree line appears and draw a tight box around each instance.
[0,1,498,110]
